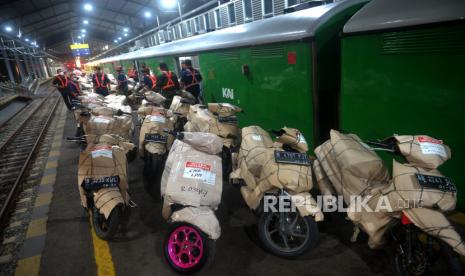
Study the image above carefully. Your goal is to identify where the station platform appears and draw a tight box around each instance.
[10,106,378,276]
[3,85,465,276]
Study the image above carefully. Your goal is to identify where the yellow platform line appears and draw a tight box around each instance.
[25,218,48,239]
[15,254,41,276]
[89,213,116,276]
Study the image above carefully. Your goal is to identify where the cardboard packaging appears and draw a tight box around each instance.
[393,135,451,169]
[77,137,130,219]
[169,206,221,239]
[314,130,390,204]
[231,126,322,219]
[184,104,240,148]
[84,115,133,140]
[139,112,174,155]
[161,132,223,210]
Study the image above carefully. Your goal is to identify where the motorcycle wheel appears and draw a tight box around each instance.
[164,223,210,274]
[92,205,122,240]
[221,146,232,180]
[126,147,137,163]
[393,239,463,276]
[258,210,318,258]
[143,152,164,199]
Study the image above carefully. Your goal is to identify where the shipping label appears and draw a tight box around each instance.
[297,132,307,144]
[417,136,446,157]
[252,135,262,141]
[93,117,111,124]
[182,161,216,185]
[149,115,166,123]
[91,145,113,159]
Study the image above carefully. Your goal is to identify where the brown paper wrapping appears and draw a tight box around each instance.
[184,104,240,148]
[231,126,322,218]
[394,135,451,169]
[78,140,130,219]
[170,206,221,239]
[161,133,223,209]
[138,112,174,155]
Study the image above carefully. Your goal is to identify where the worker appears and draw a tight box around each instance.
[68,72,81,99]
[141,68,157,92]
[180,59,203,104]
[52,69,73,110]
[128,65,139,83]
[92,66,111,96]
[116,66,129,96]
[155,63,180,108]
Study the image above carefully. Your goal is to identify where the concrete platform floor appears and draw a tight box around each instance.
[36,111,424,276]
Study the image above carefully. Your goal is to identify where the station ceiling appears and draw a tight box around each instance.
[0,0,212,58]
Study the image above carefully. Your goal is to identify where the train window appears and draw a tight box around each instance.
[262,0,274,17]
[178,25,184,38]
[194,17,200,32]
[243,0,253,21]
[228,3,236,25]
[178,56,201,70]
[214,9,222,28]
[286,0,298,8]
[186,21,192,35]
[204,14,211,30]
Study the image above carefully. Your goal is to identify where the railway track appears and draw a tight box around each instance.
[0,90,60,231]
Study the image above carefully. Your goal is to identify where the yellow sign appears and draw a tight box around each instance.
[70,43,89,50]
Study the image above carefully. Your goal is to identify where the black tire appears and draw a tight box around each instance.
[163,223,210,274]
[126,147,137,163]
[143,152,165,199]
[392,237,464,276]
[221,146,232,180]
[92,205,122,240]
[257,210,319,258]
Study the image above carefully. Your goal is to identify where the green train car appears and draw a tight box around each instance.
[88,0,369,150]
[87,0,465,209]
[340,0,465,209]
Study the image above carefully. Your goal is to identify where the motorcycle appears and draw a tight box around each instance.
[313,130,465,275]
[184,103,242,178]
[160,131,224,273]
[77,134,136,240]
[70,94,136,160]
[230,126,323,258]
[137,92,175,198]
[168,90,196,132]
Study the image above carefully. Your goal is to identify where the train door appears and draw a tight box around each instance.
[176,55,202,96]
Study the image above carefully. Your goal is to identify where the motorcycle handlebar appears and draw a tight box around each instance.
[365,140,397,152]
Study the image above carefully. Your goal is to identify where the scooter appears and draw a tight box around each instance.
[77,134,136,240]
[168,90,196,132]
[160,131,224,273]
[137,92,175,198]
[184,103,242,177]
[313,130,465,275]
[230,126,323,258]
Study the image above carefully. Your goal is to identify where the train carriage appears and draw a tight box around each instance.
[340,0,465,209]
[87,0,368,149]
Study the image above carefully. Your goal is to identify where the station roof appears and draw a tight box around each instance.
[0,0,212,58]
[89,0,367,65]
[344,0,465,34]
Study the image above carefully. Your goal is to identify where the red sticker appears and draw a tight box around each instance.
[417,136,443,144]
[186,162,211,171]
[287,52,296,64]
[92,145,112,151]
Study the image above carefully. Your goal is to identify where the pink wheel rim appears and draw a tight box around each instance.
[167,225,204,269]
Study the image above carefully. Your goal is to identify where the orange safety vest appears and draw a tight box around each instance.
[56,75,68,89]
[94,73,107,88]
[184,68,198,89]
[161,71,175,90]
[145,74,157,90]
